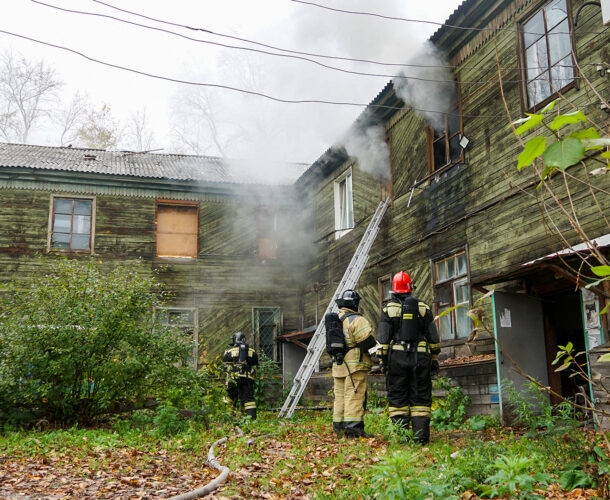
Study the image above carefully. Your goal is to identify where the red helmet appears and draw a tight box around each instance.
[392,271,412,293]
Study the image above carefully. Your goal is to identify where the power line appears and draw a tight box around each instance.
[290,0,606,37]
[0,28,518,118]
[32,0,541,86]
[63,0,588,77]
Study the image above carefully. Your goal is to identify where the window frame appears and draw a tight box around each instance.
[378,274,393,310]
[155,199,200,260]
[333,167,354,240]
[517,0,578,112]
[155,306,199,368]
[425,79,464,177]
[252,307,282,362]
[432,249,472,342]
[47,194,96,254]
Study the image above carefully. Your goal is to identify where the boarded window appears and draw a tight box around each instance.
[521,0,575,108]
[333,168,354,239]
[256,208,277,259]
[156,202,198,258]
[50,196,94,252]
[433,251,470,341]
[427,81,463,174]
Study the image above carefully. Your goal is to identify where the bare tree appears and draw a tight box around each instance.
[77,104,122,150]
[124,107,155,151]
[0,51,62,143]
[55,91,89,147]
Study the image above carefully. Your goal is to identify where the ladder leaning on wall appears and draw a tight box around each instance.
[278,197,391,419]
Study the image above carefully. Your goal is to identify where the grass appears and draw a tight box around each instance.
[0,409,604,499]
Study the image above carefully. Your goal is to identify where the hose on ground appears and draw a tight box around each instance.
[167,427,244,500]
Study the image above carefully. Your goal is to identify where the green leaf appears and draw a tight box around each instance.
[585,276,610,288]
[569,127,601,150]
[555,362,571,372]
[549,110,587,130]
[514,113,544,135]
[518,137,546,170]
[591,266,610,277]
[543,138,585,170]
[540,100,556,113]
[602,151,610,159]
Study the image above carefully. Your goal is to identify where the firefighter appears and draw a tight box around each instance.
[222,331,258,420]
[332,289,377,438]
[378,272,440,444]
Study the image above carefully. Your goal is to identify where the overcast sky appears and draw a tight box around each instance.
[2,0,461,164]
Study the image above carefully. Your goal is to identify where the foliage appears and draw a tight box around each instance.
[370,449,420,499]
[153,401,186,436]
[0,258,193,425]
[464,414,500,431]
[77,103,122,149]
[482,453,551,499]
[432,377,472,430]
[254,354,283,410]
[513,103,610,180]
[502,379,577,432]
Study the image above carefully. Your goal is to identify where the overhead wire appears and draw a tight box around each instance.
[290,0,608,37]
[31,0,560,86]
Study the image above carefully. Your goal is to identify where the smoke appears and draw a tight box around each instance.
[392,41,456,131]
[340,118,390,183]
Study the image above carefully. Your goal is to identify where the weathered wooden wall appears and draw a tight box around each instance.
[0,184,309,360]
[297,0,610,364]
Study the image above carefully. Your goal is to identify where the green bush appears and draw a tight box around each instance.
[431,377,472,430]
[0,258,193,425]
[254,354,283,410]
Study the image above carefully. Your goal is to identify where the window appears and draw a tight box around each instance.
[49,196,94,252]
[433,251,471,341]
[521,0,575,109]
[156,201,199,258]
[156,307,198,368]
[378,275,392,309]
[253,307,281,361]
[426,81,463,174]
[333,168,354,239]
[256,208,277,259]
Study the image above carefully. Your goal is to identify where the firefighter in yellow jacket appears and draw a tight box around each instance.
[222,332,258,420]
[378,272,440,444]
[331,289,376,438]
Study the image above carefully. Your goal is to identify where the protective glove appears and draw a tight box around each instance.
[430,360,440,378]
[334,352,344,365]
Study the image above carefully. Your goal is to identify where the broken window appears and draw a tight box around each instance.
[49,196,94,252]
[253,307,281,361]
[521,0,575,109]
[426,81,463,174]
[333,168,354,239]
[156,201,199,258]
[256,208,277,259]
[433,251,471,341]
[156,307,198,368]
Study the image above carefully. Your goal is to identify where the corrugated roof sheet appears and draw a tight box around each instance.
[0,143,308,186]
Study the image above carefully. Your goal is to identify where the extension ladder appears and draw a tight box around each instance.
[278,197,390,418]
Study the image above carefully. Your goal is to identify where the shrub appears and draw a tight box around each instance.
[432,377,472,430]
[0,258,192,425]
[254,354,283,410]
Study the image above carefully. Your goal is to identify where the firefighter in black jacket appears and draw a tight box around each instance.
[378,272,440,444]
[222,331,259,420]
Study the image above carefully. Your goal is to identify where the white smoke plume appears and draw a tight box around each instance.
[393,41,456,131]
[341,120,390,183]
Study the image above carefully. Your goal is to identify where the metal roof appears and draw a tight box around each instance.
[0,143,307,186]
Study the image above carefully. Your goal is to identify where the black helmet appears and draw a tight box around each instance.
[336,289,361,311]
[232,331,246,345]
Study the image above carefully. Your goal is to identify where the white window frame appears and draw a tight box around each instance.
[155,307,199,368]
[433,251,471,341]
[47,194,96,254]
[333,167,354,240]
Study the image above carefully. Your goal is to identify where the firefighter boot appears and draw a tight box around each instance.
[345,421,374,439]
[412,416,430,445]
[333,421,345,437]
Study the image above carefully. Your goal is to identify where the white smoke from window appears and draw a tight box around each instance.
[393,41,455,131]
[341,120,390,183]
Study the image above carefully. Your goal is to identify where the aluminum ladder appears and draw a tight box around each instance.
[278,197,391,418]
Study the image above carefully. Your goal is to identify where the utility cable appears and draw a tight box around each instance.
[290,0,607,37]
[0,28,527,119]
[31,0,559,86]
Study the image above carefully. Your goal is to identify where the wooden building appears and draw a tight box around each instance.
[290,0,610,418]
[0,143,310,364]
